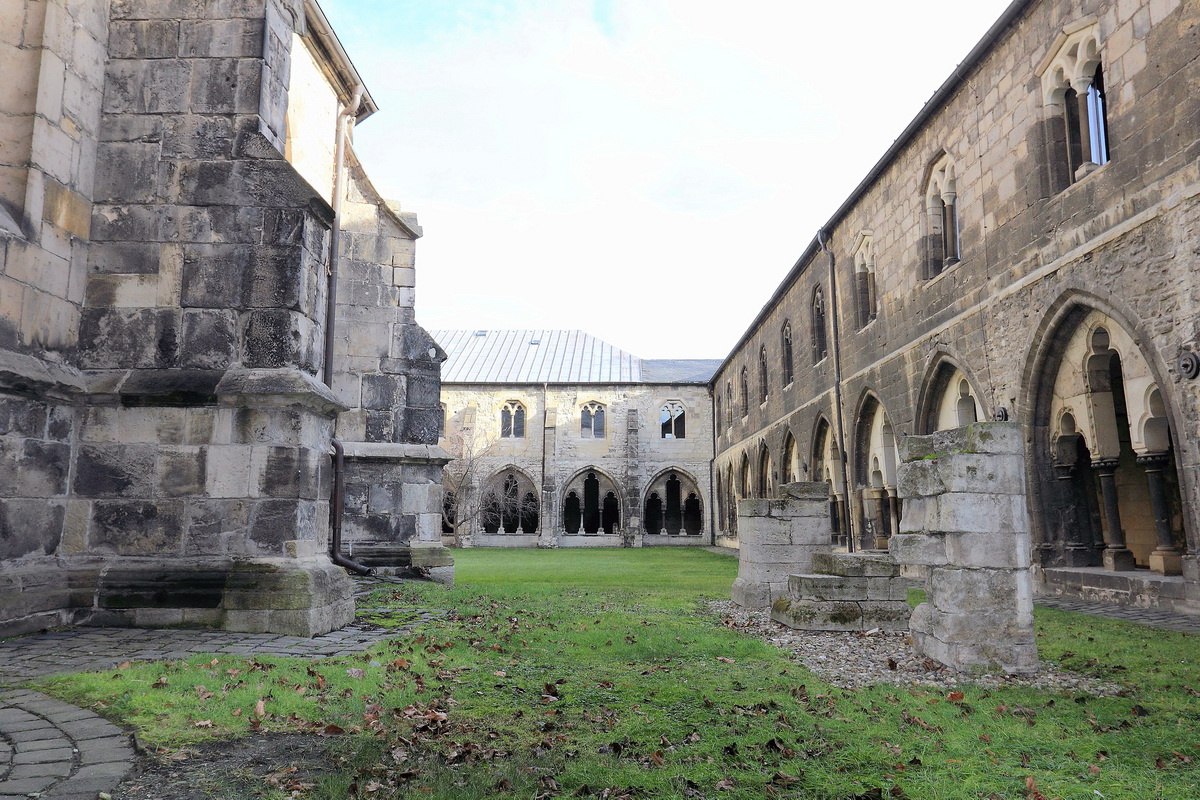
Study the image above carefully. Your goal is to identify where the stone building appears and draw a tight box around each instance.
[434,330,719,547]
[0,0,450,637]
[713,0,1200,613]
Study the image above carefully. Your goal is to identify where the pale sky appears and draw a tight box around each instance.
[319,0,1015,359]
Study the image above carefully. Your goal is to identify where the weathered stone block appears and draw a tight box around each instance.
[90,500,184,555]
[943,530,1031,569]
[157,446,206,497]
[897,422,1023,462]
[889,532,949,565]
[771,597,862,631]
[791,574,863,602]
[73,443,156,497]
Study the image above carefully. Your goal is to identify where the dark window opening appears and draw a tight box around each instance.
[481,492,501,533]
[683,492,702,535]
[520,492,539,533]
[602,491,620,534]
[781,323,794,385]
[501,402,526,438]
[758,347,769,403]
[664,473,682,534]
[660,402,685,438]
[740,369,749,417]
[441,490,456,533]
[811,287,828,363]
[583,473,600,533]
[501,474,520,533]
[644,492,663,535]
[564,491,581,534]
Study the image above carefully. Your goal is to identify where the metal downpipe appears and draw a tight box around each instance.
[817,229,854,553]
[330,438,375,575]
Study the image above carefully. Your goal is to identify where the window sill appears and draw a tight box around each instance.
[1056,160,1110,199]
[924,260,964,287]
[857,317,878,333]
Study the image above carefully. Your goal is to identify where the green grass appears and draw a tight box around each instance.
[37,549,1200,799]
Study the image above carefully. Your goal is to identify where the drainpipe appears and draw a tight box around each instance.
[330,438,375,575]
[817,229,854,552]
[325,87,373,575]
[322,84,366,389]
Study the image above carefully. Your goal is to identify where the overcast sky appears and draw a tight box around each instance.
[319,0,1015,360]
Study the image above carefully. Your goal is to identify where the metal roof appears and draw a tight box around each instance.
[430,330,718,385]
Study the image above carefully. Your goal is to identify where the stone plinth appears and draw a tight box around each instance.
[891,423,1037,674]
[771,552,911,631]
[730,482,831,608]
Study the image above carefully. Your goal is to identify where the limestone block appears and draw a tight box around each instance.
[889,532,949,566]
[900,452,1024,498]
[943,530,1032,569]
[779,481,830,501]
[918,492,1030,535]
[897,422,1023,463]
[857,601,912,630]
[771,597,862,631]
[865,577,909,601]
[790,574,863,602]
[928,566,1031,613]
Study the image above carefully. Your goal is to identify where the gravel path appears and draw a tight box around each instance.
[708,600,1125,695]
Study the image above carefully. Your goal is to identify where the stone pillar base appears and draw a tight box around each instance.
[352,543,456,583]
[1148,548,1183,576]
[1102,547,1137,571]
[71,558,355,637]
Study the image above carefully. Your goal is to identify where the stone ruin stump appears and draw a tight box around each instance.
[730,482,831,608]
[890,422,1037,674]
[771,551,911,631]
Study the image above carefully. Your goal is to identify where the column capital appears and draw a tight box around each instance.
[1135,451,1171,469]
[1091,457,1120,474]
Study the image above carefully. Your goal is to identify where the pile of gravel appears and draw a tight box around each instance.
[707,600,1124,696]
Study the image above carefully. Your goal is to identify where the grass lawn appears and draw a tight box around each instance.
[38,548,1200,799]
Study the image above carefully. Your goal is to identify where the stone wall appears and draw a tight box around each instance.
[0,0,446,635]
[711,0,1200,613]
[890,423,1037,674]
[440,383,713,545]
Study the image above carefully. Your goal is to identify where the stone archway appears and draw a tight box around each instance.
[1028,303,1188,574]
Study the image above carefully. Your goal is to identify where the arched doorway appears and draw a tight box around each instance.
[562,469,623,536]
[812,416,848,547]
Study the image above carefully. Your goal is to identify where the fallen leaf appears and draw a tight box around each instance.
[947,691,964,703]
[322,724,345,736]
[347,667,366,679]
[1088,764,1101,775]
[193,719,213,728]
[716,657,736,664]
[254,699,266,717]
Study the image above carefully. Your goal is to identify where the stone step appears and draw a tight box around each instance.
[771,597,910,632]
[788,573,908,602]
[811,551,899,577]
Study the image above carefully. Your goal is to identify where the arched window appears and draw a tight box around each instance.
[500,400,526,438]
[757,446,772,498]
[781,432,797,484]
[758,346,769,403]
[852,233,877,326]
[781,322,794,385]
[725,383,734,428]
[739,369,749,418]
[811,286,828,363]
[1037,21,1109,192]
[580,401,606,438]
[715,394,723,435]
[924,153,959,277]
[438,403,446,437]
[660,401,686,438]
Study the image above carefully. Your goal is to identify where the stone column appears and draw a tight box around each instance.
[1092,458,1136,570]
[730,482,832,608]
[1053,433,1094,566]
[890,422,1037,674]
[1138,452,1183,575]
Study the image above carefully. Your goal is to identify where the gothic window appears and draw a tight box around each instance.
[1037,21,1109,192]
[924,154,960,277]
[564,491,582,533]
[580,401,606,438]
[725,383,734,427]
[739,369,749,418]
[441,490,456,533]
[602,491,620,534]
[715,394,723,435]
[781,322,794,385]
[500,400,526,438]
[852,233,877,326]
[758,346,769,403]
[660,401,686,439]
[811,286,828,363]
[644,492,664,535]
[438,403,446,437]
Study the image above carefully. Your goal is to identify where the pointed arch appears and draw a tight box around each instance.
[643,468,704,536]
[780,430,799,485]
[914,351,988,434]
[561,467,623,535]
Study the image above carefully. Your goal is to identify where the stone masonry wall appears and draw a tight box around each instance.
[440,383,713,545]
[711,0,1200,611]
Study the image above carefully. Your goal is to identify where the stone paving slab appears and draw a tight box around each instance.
[1032,594,1200,634]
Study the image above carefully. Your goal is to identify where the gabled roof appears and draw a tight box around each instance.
[430,330,718,385]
